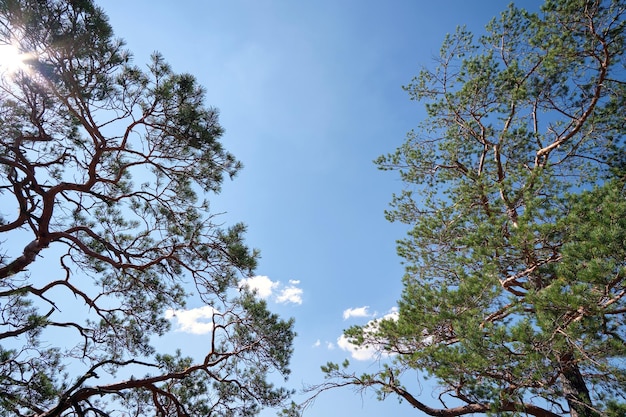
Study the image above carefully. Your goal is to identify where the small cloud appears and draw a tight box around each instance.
[239,275,278,299]
[239,276,303,305]
[337,334,379,361]
[165,305,218,335]
[276,283,303,305]
[342,306,373,320]
[382,308,399,321]
[312,339,321,348]
[326,341,335,350]
[337,307,400,361]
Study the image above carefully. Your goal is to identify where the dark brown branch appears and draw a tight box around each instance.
[0,238,48,279]
[392,383,562,417]
[0,308,54,340]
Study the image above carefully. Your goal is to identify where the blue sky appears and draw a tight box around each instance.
[96,1,542,415]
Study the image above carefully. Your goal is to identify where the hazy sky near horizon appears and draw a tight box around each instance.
[96,1,543,415]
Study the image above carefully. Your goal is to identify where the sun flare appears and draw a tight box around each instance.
[0,42,31,75]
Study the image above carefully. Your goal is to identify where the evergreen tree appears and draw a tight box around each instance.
[0,0,295,415]
[315,1,626,416]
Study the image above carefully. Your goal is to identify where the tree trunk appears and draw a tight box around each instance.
[559,352,599,417]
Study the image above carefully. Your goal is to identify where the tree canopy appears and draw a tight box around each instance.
[314,1,626,416]
[0,0,295,415]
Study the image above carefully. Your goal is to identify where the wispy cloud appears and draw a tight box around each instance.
[342,306,374,320]
[337,334,379,361]
[276,280,303,305]
[337,307,399,361]
[239,276,303,305]
[164,305,218,335]
[312,339,335,350]
[239,275,278,299]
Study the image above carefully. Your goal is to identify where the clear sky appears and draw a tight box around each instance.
[95,1,542,416]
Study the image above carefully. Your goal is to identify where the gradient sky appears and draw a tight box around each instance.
[95,1,543,416]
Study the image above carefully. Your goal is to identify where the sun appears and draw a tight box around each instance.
[0,41,31,76]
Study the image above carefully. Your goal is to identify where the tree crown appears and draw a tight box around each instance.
[0,1,295,415]
[313,1,626,416]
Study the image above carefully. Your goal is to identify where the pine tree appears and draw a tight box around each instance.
[0,1,295,415]
[315,1,626,416]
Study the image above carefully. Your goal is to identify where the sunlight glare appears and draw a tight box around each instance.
[0,42,31,76]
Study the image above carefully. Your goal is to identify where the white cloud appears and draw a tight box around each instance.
[239,275,278,299]
[337,307,400,361]
[239,276,303,305]
[326,341,335,350]
[276,283,303,305]
[165,305,218,335]
[337,334,379,361]
[367,307,399,323]
[342,306,373,320]
[313,339,321,348]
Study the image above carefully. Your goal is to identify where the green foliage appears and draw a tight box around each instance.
[328,1,626,416]
[0,0,294,415]
[605,400,626,417]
